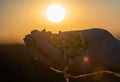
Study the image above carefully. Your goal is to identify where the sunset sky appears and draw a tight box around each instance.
[0,0,120,44]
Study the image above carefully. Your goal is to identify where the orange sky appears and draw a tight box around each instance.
[0,0,120,44]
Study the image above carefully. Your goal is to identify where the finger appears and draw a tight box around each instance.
[30,30,67,68]
[31,30,66,67]
[31,30,41,39]
[24,35,55,67]
[31,30,48,42]
[29,46,55,67]
[35,52,63,71]
[31,30,40,34]
[23,34,35,46]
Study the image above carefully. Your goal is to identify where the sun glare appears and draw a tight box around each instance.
[83,56,89,63]
[46,4,65,23]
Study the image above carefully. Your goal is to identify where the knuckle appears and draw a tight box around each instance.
[31,30,40,34]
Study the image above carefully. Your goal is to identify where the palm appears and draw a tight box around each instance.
[24,28,120,76]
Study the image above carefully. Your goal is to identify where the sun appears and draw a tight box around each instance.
[46,4,65,23]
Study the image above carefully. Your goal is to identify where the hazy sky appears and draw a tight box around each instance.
[0,0,120,44]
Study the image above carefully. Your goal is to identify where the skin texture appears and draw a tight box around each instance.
[23,28,120,76]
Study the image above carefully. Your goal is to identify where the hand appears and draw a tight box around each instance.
[23,28,120,76]
[24,30,66,71]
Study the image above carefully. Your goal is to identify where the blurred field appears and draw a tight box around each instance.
[0,44,120,82]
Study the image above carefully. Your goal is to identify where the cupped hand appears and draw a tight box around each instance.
[23,28,120,76]
[24,30,66,71]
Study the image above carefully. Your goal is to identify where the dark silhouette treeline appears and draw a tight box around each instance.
[0,44,120,82]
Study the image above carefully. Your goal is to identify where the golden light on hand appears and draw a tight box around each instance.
[46,4,65,23]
